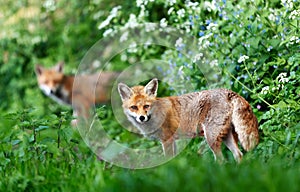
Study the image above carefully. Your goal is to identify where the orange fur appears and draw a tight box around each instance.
[35,62,119,125]
[118,78,259,163]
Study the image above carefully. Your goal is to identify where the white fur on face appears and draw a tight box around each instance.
[39,84,54,96]
[135,115,149,123]
[39,84,69,105]
[125,109,150,124]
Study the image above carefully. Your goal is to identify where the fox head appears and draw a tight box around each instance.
[35,62,65,96]
[118,78,158,124]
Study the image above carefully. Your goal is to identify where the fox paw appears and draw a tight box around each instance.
[71,119,78,127]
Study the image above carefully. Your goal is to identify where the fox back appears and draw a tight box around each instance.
[118,78,259,163]
[35,62,119,124]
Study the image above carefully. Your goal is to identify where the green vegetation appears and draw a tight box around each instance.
[0,0,299,191]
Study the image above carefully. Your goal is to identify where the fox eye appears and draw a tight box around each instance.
[143,105,150,110]
[130,105,138,110]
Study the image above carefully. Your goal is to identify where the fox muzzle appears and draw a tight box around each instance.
[137,114,151,123]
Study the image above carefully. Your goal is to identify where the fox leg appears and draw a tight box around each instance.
[71,110,78,126]
[161,137,176,157]
[72,93,93,126]
[224,129,243,163]
[202,124,225,163]
[197,140,208,155]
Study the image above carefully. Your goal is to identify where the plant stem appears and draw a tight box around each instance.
[226,70,275,109]
[57,118,62,149]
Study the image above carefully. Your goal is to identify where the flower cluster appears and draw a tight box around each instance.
[96,0,300,102]
[238,55,249,63]
[98,6,121,30]
[289,9,300,19]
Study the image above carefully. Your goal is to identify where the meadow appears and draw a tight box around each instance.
[0,0,299,191]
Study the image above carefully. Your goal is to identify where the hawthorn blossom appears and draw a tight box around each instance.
[261,86,269,94]
[238,55,249,63]
[160,18,168,28]
[98,6,121,30]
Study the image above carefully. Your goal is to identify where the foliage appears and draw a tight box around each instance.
[0,0,299,191]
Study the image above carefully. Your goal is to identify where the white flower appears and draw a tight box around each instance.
[276,73,289,90]
[186,1,199,9]
[207,22,218,31]
[120,54,127,61]
[277,72,289,84]
[168,7,174,15]
[272,86,279,91]
[92,60,101,68]
[289,9,300,20]
[238,55,249,63]
[278,72,287,78]
[268,13,276,22]
[103,28,114,37]
[125,14,139,29]
[175,37,184,48]
[111,6,121,15]
[167,0,176,6]
[289,36,300,45]
[160,18,168,28]
[98,6,121,30]
[136,0,144,7]
[145,23,156,32]
[192,53,204,63]
[210,59,218,67]
[198,33,212,49]
[261,86,269,94]
[281,0,293,9]
[177,9,185,18]
[144,39,152,48]
[98,20,110,30]
[43,0,56,11]
[203,1,216,12]
[120,31,129,42]
[138,5,146,18]
[128,42,138,53]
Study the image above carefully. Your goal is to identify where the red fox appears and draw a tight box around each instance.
[35,62,119,125]
[118,78,259,162]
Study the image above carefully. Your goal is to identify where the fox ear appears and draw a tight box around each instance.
[118,83,134,101]
[144,78,158,97]
[35,65,44,75]
[54,61,64,72]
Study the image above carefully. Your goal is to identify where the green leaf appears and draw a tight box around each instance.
[249,37,260,49]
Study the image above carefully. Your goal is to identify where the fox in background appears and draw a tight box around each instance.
[35,62,119,125]
[118,78,259,163]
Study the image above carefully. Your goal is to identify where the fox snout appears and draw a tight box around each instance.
[39,84,58,96]
[136,114,151,123]
[127,105,152,124]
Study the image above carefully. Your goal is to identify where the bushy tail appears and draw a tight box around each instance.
[231,95,259,151]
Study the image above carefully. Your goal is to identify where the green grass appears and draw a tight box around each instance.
[0,110,299,192]
[0,107,299,191]
[1,145,299,192]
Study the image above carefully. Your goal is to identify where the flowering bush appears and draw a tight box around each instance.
[98,0,300,160]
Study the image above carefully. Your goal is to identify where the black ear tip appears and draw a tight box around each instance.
[35,64,43,74]
[54,61,64,72]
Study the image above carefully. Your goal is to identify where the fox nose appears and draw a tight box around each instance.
[139,116,145,122]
